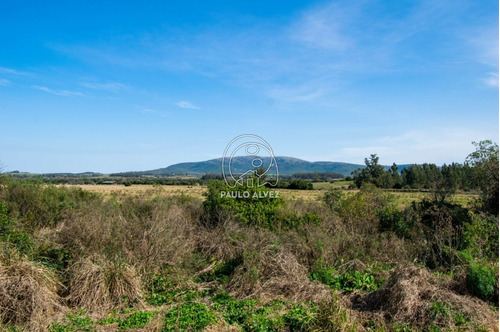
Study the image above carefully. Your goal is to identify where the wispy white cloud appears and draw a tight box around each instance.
[0,78,10,86]
[267,86,324,103]
[175,101,200,109]
[49,1,497,109]
[140,108,169,118]
[0,66,29,75]
[290,2,352,51]
[466,25,499,68]
[32,85,84,97]
[483,72,499,87]
[81,82,127,91]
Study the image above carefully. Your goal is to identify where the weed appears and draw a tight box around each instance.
[118,311,154,330]
[466,261,497,301]
[310,264,379,292]
[163,302,217,331]
[50,312,95,332]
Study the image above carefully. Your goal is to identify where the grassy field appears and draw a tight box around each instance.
[313,180,354,190]
[61,183,479,208]
[0,179,496,331]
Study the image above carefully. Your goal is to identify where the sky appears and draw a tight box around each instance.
[0,0,498,173]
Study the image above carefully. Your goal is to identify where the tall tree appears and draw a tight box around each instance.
[390,163,402,188]
[466,140,499,215]
[352,154,385,188]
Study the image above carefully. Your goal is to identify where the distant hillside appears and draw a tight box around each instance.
[123,156,366,177]
[6,171,103,178]
[5,158,412,178]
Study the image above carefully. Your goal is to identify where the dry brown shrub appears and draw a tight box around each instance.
[351,265,498,330]
[226,244,330,303]
[0,255,65,331]
[130,204,198,273]
[195,219,253,263]
[58,196,199,276]
[67,255,143,313]
[196,217,332,303]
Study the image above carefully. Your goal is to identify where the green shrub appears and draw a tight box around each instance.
[33,242,70,271]
[378,205,412,238]
[310,264,379,293]
[203,181,284,229]
[211,292,257,326]
[324,186,395,226]
[463,213,499,260]
[1,179,97,229]
[146,274,179,306]
[275,209,321,231]
[287,179,313,190]
[466,262,497,301]
[211,293,286,331]
[0,202,33,254]
[283,305,315,331]
[118,311,154,330]
[409,199,471,268]
[163,302,217,331]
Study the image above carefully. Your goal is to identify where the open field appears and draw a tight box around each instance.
[0,178,496,331]
[59,184,208,199]
[61,183,479,208]
[313,180,354,190]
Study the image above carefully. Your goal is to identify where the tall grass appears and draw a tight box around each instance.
[0,178,497,331]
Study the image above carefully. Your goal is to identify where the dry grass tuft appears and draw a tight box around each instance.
[0,255,65,331]
[58,197,199,275]
[227,244,330,303]
[351,265,498,330]
[68,255,143,313]
[197,220,331,303]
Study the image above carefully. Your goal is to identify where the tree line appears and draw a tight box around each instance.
[352,140,499,214]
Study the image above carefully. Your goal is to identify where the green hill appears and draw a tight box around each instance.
[137,156,364,177]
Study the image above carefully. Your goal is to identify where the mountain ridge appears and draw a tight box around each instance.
[6,157,412,177]
[120,156,366,177]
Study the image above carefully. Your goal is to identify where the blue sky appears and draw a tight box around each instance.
[0,0,498,173]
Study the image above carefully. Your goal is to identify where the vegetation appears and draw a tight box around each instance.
[0,141,497,331]
[351,141,499,194]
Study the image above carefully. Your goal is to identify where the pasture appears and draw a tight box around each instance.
[60,183,478,208]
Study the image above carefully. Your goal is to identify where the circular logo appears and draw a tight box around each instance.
[222,134,279,188]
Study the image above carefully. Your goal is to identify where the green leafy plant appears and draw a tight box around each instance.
[283,305,315,331]
[310,265,379,293]
[0,202,33,254]
[203,181,284,229]
[466,262,497,301]
[50,312,95,332]
[146,274,179,306]
[118,311,154,330]
[163,302,217,331]
[211,292,285,331]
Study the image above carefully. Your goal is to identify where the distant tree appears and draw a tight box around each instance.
[379,171,394,189]
[254,166,268,182]
[402,164,427,189]
[352,154,385,188]
[287,179,313,190]
[466,140,499,215]
[390,163,402,188]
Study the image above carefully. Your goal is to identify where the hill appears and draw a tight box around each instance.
[119,156,365,177]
